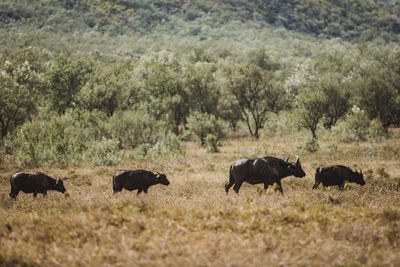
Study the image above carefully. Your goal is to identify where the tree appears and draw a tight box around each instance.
[184,63,219,115]
[46,57,93,114]
[144,62,189,135]
[227,64,285,138]
[186,112,226,146]
[356,66,398,131]
[76,62,132,116]
[248,48,280,71]
[296,87,326,140]
[0,52,44,139]
[320,77,351,129]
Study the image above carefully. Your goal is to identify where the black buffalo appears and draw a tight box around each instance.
[312,165,366,190]
[112,169,170,195]
[225,155,306,195]
[9,172,67,199]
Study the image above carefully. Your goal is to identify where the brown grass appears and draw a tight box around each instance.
[1,131,400,266]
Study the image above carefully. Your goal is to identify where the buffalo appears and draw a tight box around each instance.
[112,169,169,195]
[312,165,366,190]
[9,172,67,199]
[225,155,306,195]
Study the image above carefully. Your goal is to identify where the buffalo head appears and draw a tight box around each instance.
[287,155,306,178]
[354,169,366,186]
[156,172,170,186]
[55,178,67,193]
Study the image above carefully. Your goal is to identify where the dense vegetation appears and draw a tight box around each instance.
[1,45,399,167]
[2,0,400,43]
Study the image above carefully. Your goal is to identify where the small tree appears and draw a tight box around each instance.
[186,112,226,146]
[227,64,285,138]
[0,53,43,139]
[184,63,219,115]
[144,62,189,135]
[46,57,93,114]
[76,63,131,116]
[248,48,280,71]
[296,88,326,140]
[356,67,398,131]
[320,77,351,129]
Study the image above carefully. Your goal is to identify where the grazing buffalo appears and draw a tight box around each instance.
[112,169,169,195]
[225,155,306,195]
[312,165,366,190]
[9,172,67,199]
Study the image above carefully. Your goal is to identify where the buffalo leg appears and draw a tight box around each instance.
[312,182,320,190]
[276,181,284,195]
[264,183,269,191]
[338,180,345,191]
[33,192,38,198]
[113,187,122,194]
[233,180,244,194]
[143,188,148,194]
[10,190,18,199]
[137,189,142,195]
[225,172,235,194]
[9,185,18,198]
[225,181,234,194]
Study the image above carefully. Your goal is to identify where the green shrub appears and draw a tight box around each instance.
[263,111,298,136]
[303,137,319,153]
[368,119,388,142]
[186,112,226,146]
[84,139,123,166]
[14,119,68,167]
[150,132,184,156]
[332,108,388,143]
[12,110,109,167]
[205,134,219,153]
[107,110,162,149]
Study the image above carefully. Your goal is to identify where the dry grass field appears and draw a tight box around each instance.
[1,130,400,266]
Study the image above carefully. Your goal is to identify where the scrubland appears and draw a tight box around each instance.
[0,130,399,266]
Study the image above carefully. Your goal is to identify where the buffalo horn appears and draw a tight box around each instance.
[295,155,299,165]
[285,156,289,162]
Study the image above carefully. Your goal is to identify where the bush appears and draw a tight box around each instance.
[84,138,123,166]
[297,136,319,153]
[205,134,219,153]
[150,132,184,156]
[12,110,109,167]
[332,107,388,143]
[263,111,298,136]
[368,119,388,142]
[186,112,226,146]
[107,110,163,149]
[14,119,69,167]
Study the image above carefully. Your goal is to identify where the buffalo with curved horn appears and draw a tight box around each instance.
[225,155,306,195]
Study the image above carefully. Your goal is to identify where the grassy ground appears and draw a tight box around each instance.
[0,131,400,266]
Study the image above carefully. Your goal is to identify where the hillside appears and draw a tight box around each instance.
[1,0,400,56]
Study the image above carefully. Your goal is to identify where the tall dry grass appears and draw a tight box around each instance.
[0,131,400,266]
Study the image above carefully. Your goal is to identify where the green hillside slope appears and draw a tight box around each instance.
[1,0,400,50]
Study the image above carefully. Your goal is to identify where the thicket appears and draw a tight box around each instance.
[1,0,400,42]
[1,45,399,167]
